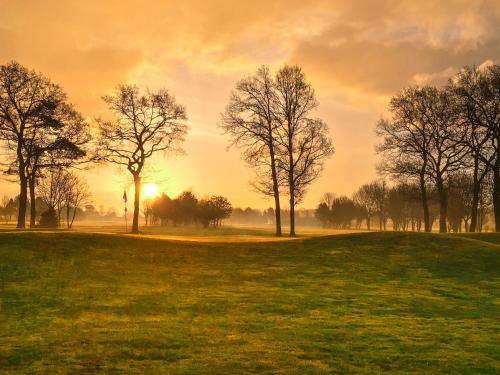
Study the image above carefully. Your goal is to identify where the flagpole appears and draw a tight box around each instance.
[123,190,128,233]
[125,206,127,232]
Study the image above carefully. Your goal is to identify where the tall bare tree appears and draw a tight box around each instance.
[24,102,91,227]
[274,65,334,236]
[38,167,70,226]
[376,87,434,232]
[451,65,500,231]
[0,61,67,228]
[62,172,91,228]
[97,85,187,233]
[220,66,283,236]
[353,182,379,230]
[422,87,468,233]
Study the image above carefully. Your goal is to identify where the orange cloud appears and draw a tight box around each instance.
[1,0,500,209]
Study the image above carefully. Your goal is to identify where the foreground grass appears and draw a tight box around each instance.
[0,232,499,374]
[0,222,363,242]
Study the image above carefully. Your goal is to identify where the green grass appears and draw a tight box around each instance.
[0,231,499,374]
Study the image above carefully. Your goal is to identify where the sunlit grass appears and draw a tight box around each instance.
[0,222,364,242]
[0,231,499,373]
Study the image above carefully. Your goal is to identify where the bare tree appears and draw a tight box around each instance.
[0,196,17,224]
[38,168,69,226]
[24,102,91,227]
[376,87,435,232]
[97,85,187,233]
[422,87,468,233]
[0,61,67,228]
[62,172,90,228]
[370,180,388,230]
[142,198,154,226]
[353,182,382,230]
[220,66,283,236]
[320,192,335,208]
[451,65,500,231]
[274,65,334,236]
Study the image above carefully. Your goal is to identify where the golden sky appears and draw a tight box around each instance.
[1,0,499,210]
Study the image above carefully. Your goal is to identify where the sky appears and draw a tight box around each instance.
[1,0,499,211]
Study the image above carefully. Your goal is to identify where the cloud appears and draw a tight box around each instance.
[292,37,500,94]
[1,0,500,208]
[290,1,500,95]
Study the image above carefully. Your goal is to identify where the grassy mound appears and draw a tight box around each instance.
[0,232,499,374]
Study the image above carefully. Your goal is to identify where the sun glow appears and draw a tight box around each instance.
[143,183,159,198]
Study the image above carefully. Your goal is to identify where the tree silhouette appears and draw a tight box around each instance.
[0,61,89,228]
[221,66,283,236]
[97,85,187,233]
[376,88,434,232]
[274,65,334,236]
[451,65,499,231]
[62,172,91,228]
[353,182,380,230]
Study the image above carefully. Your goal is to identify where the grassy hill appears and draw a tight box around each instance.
[0,231,499,374]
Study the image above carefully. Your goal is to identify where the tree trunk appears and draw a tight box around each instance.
[469,156,481,232]
[493,156,500,232]
[288,134,295,237]
[132,174,141,233]
[66,205,70,228]
[70,207,77,228]
[57,203,62,228]
[269,151,282,237]
[436,175,448,233]
[288,164,296,236]
[470,182,481,233]
[419,170,431,232]
[17,169,27,229]
[366,215,371,230]
[29,174,36,228]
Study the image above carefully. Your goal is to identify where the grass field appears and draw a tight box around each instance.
[0,230,499,374]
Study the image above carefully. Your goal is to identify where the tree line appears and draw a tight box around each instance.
[316,64,499,233]
[1,61,330,235]
[0,168,91,228]
[142,191,232,228]
[376,64,500,233]
[316,176,490,232]
[3,60,497,234]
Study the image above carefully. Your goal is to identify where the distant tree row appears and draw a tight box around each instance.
[0,196,19,224]
[0,170,90,228]
[316,175,491,232]
[376,64,500,233]
[142,191,232,228]
[221,65,334,237]
[1,182,91,228]
[229,206,318,227]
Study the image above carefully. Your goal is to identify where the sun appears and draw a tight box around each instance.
[143,183,159,198]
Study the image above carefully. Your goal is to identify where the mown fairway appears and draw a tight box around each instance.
[0,231,499,374]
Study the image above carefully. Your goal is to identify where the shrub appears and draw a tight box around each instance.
[39,207,58,228]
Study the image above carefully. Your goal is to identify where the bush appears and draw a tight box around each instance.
[39,207,58,228]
